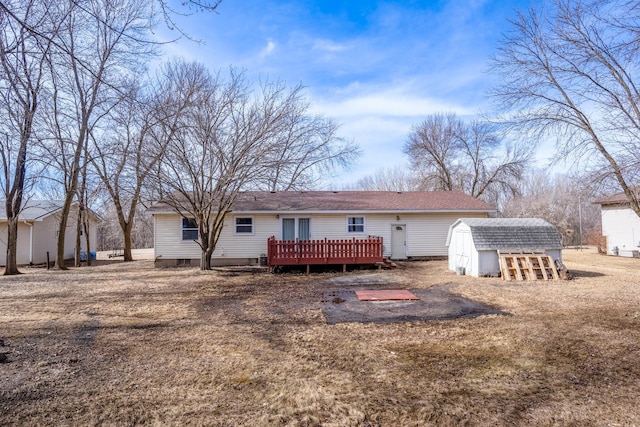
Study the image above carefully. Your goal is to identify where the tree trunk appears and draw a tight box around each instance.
[83,210,92,266]
[123,221,133,262]
[201,246,214,270]
[54,190,76,270]
[4,217,21,275]
[74,207,82,267]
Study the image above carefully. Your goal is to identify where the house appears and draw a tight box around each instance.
[446,218,563,277]
[595,190,640,257]
[0,200,99,266]
[148,191,495,267]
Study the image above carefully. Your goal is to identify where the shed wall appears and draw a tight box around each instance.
[469,249,562,278]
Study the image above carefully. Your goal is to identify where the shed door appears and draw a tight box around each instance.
[455,230,471,272]
[391,224,407,260]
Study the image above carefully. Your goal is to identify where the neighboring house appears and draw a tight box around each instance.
[0,200,99,266]
[595,190,640,257]
[148,191,495,267]
[446,218,563,277]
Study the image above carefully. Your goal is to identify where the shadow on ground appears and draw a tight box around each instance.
[323,284,508,324]
[570,269,606,278]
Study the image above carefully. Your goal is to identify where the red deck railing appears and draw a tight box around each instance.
[267,236,384,267]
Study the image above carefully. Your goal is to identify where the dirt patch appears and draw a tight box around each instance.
[323,284,508,324]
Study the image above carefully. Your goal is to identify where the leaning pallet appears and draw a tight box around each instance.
[498,251,560,281]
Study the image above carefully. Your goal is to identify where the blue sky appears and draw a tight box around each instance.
[160,0,532,187]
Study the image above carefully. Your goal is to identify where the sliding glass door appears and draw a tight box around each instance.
[282,218,311,240]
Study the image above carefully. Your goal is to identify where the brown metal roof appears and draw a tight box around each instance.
[149,190,494,213]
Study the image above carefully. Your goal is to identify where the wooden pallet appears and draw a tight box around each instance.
[498,251,559,281]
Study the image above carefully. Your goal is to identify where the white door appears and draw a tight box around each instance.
[391,224,407,260]
[455,230,471,273]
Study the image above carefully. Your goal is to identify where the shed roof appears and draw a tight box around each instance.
[0,200,100,222]
[449,218,562,251]
[148,190,495,214]
[0,200,65,221]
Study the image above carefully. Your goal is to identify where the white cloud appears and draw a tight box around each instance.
[311,86,474,119]
[305,83,477,186]
[259,39,277,60]
[312,39,349,52]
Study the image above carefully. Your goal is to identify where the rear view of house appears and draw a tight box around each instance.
[447,218,563,277]
[149,191,494,267]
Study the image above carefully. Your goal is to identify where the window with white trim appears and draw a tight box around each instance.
[347,216,365,233]
[181,217,198,241]
[235,217,254,234]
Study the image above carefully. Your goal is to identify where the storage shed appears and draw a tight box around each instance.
[446,218,563,277]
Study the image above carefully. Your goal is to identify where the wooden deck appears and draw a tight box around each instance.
[267,236,384,272]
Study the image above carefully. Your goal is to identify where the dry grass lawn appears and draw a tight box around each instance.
[1,248,640,426]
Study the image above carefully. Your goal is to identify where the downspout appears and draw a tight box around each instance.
[24,220,33,264]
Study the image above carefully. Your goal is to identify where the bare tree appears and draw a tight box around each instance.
[490,0,640,217]
[154,61,358,270]
[0,0,222,45]
[0,0,57,274]
[502,170,603,246]
[154,0,222,41]
[90,67,196,262]
[403,113,531,201]
[41,0,155,269]
[352,166,417,192]
[257,104,359,191]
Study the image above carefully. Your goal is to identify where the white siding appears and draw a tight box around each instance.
[601,206,640,256]
[31,218,56,264]
[0,209,97,266]
[154,211,488,261]
[301,212,485,257]
[154,214,280,261]
[0,222,31,265]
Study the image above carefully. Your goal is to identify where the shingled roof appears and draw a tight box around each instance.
[450,218,562,251]
[0,200,65,221]
[594,188,640,206]
[148,191,495,213]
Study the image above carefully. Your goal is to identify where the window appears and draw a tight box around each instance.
[347,216,365,233]
[235,217,254,234]
[181,218,198,241]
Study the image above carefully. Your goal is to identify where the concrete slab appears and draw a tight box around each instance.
[323,284,508,324]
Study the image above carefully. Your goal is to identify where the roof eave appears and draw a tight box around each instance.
[150,209,495,215]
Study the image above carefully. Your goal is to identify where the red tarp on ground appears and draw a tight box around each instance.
[355,290,420,301]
